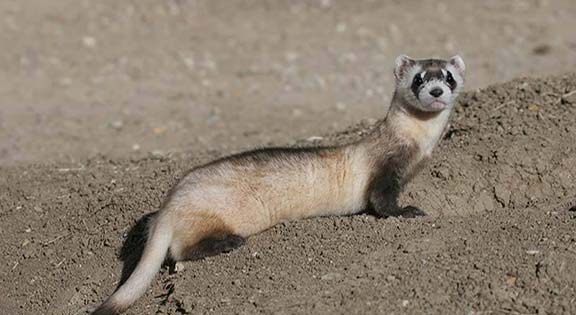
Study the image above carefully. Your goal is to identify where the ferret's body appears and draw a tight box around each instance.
[171,145,369,240]
[167,125,406,244]
[93,55,466,315]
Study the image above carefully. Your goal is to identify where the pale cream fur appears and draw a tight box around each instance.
[162,145,373,249]
[92,55,465,315]
[390,107,451,158]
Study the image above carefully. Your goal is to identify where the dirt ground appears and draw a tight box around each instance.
[1,74,576,315]
[1,0,576,165]
[1,1,576,315]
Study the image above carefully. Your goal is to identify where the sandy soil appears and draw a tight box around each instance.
[1,0,575,165]
[1,74,576,315]
[1,1,576,315]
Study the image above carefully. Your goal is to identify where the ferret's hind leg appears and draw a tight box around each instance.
[168,209,245,261]
[181,233,245,261]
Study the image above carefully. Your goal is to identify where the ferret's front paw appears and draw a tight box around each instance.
[399,206,427,218]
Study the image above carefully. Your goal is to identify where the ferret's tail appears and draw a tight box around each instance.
[92,217,173,315]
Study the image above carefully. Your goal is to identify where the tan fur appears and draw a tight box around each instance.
[165,146,372,242]
[170,211,233,260]
[92,55,464,315]
[156,106,443,249]
[389,105,451,158]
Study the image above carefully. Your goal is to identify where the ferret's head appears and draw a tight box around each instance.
[393,55,465,113]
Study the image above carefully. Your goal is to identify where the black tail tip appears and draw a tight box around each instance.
[91,301,123,315]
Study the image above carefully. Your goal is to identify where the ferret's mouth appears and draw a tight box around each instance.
[424,100,447,111]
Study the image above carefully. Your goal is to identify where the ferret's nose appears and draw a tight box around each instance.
[429,88,443,97]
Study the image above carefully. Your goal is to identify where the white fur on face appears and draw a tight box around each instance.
[417,79,453,112]
[396,63,422,89]
[396,65,464,113]
[395,64,422,108]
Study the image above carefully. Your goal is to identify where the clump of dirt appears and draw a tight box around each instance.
[1,74,575,315]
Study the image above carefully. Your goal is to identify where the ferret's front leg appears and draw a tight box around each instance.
[369,171,426,218]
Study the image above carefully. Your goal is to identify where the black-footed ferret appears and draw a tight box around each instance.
[93,55,466,315]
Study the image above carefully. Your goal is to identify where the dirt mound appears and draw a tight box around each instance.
[1,74,575,315]
[2,0,576,166]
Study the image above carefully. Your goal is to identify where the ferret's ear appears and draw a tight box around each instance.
[449,55,465,75]
[394,55,415,81]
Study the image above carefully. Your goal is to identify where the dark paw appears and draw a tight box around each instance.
[399,206,427,218]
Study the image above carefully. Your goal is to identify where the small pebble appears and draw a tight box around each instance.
[175,262,185,273]
[153,127,167,135]
[320,272,342,281]
[150,150,165,158]
[110,120,123,130]
[528,104,540,112]
[505,273,517,286]
[307,136,324,142]
[82,36,97,48]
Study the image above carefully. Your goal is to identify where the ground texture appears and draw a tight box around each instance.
[1,1,576,315]
[1,0,575,165]
[1,74,576,315]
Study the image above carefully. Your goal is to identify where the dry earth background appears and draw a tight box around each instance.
[0,1,576,315]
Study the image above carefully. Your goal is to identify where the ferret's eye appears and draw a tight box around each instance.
[446,71,456,88]
[412,74,423,87]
